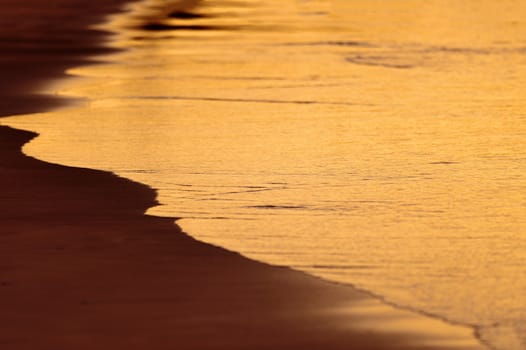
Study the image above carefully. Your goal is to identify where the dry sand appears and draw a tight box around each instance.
[0,1,487,349]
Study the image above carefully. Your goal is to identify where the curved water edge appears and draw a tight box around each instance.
[4,0,520,349]
[106,2,526,349]
[1,120,488,349]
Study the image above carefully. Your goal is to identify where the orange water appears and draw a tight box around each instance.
[5,1,526,348]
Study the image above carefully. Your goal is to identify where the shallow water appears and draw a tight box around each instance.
[4,0,526,348]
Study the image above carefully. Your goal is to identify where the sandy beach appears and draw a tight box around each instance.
[0,1,488,349]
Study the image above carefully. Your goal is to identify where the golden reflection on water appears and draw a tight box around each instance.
[338,299,482,349]
[4,0,526,349]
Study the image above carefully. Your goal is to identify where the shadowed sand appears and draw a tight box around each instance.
[0,1,486,349]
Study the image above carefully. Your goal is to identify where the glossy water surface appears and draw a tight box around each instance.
[5,1,526,349]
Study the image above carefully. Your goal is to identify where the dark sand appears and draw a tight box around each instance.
[0,1,486,349]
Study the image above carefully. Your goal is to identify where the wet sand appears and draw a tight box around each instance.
[0,1,486,349]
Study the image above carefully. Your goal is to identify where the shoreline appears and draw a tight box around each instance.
[0,1,487,349]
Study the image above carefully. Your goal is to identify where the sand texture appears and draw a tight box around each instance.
[0,1,486,349]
